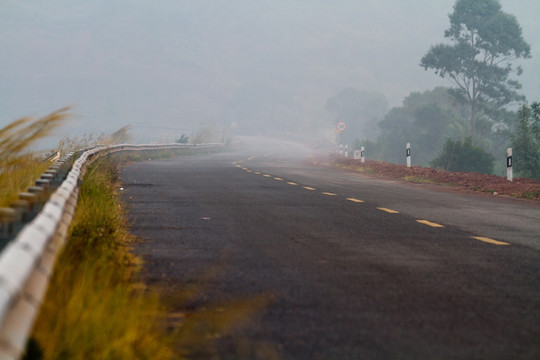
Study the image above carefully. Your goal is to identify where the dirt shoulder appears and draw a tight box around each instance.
[328,156,540,202]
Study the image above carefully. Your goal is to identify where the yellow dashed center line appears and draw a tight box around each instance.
[377,207,399,214]
[234,166,512,249]
[416,220,445,228]
[471,236,510,246]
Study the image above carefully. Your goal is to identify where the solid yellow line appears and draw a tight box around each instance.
[263,174,272,177]
[287,182,298,186]
[303,186,317,191]
[471,236,510,246]
[416,220,445,228]
[347,198,364,203]
[377,207,399,214]
[322,192,337,196]
[274,177,284,181]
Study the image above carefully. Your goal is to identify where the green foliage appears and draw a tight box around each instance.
[420,0,531,140]
[431,137,494,174]
[359,87,468,165]
[175,134,190,144]
[511,103,540,179]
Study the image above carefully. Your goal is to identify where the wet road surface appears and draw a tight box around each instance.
[120,138,540,359]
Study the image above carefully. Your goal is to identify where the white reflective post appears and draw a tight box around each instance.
[507,148,513,182]
[406,143,411,168]
[361,146,365,163]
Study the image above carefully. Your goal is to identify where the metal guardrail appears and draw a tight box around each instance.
[0,142,223,359]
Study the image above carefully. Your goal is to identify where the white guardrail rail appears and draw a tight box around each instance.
[0,143,222,359]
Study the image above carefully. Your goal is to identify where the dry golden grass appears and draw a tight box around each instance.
[0,108,70,207]
[57,125,134,154]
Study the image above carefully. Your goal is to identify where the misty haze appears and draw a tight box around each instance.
[1,0,539,146]
[2,1,540,359]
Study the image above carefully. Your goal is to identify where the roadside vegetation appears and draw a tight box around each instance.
[335,1,538,179]
[331,156,540,201]
[0,108,69,207]
[0,115,266,359]
[29,157,175,360]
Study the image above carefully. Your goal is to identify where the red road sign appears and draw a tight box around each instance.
[336,122,346,133]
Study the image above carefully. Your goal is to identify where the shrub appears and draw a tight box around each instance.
[511,103,540,179]
[431,137,494,174]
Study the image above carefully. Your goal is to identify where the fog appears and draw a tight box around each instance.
[1,0,539,145]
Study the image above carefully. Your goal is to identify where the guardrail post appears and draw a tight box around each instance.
[406,143,411,168]
[507,148,513,182]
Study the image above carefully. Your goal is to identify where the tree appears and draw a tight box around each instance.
[431,137,494,174]
[372,87,467,165]
[511,103,540,179]
[420,0,531,141]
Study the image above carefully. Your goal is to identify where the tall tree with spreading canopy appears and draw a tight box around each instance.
[420,0,530,140]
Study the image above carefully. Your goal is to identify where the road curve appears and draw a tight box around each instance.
[120,137,540,360]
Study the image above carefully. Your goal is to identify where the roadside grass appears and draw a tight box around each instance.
[0,108,69,207]
[402,175,436,184]
[0,156,49,207]
[29,157,175,360]
[336,163,375,174]
[512,190,540,200]
[29,145,275,359]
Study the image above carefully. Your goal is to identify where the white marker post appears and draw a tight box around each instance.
[344,145,349,158]
[361,146,365,163]
[406,143,411,167]
[507,147,513,182]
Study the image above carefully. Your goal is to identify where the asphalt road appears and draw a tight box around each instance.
[120,137,540,360]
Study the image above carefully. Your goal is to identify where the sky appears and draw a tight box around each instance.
[1,0,539,144]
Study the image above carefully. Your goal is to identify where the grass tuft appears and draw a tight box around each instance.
[0,108,71,207]
[402,176,436,184]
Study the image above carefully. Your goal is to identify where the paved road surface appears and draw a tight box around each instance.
[120,137,540,359]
